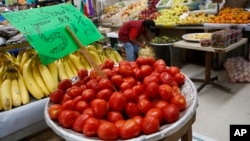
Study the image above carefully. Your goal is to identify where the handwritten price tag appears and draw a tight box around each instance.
[2,4,103,65]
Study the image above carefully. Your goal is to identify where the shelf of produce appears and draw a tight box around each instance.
[44,75,198,141]
[0,98,49,140]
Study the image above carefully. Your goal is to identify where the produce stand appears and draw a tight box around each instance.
[44,74,198,141]
[173,38,248,92]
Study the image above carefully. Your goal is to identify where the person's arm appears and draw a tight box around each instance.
[129,28,145,48]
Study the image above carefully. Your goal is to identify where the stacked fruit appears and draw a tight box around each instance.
[48,57,187,140]
[138,0,160,20]
[155,5,189,26]
[177,12,216,25]
[207,8,250,24]
[0,43,123,111]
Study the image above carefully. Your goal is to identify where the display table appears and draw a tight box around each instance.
[173,38,248,92]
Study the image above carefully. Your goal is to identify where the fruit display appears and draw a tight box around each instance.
[138,0,161,20]
[151,35,179,44]
[156,0,191,9]
[177,12,216,25]
[207,7,250,24]
[155,5,189,26]
[0,43,123,111]
[47,57,187,140]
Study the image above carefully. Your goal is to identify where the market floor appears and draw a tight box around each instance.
[20,63,250,141]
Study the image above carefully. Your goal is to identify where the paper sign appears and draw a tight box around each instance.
[2,4,103,65]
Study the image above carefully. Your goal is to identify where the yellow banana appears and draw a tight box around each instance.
[0,78,12,111]
[47,61,58,87]
[88,50,103,65]
[11,78,22,107]
[17,74,30,105]
[63,59,75,79]
[80,55,92,70]
[32,61,50,96]
[113,50,123,62]
[0,81,3,111]
[38,63,56,93]
[86,45,99,55]
[23,59,44,99]
[66,58,78,76]
[68,54,86,70]
[57,59,68,81]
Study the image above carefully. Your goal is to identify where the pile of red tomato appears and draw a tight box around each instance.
[48,57,187,140]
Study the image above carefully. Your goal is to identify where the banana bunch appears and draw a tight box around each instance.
[0,61,29,111]
[22,54,57,99]
[86,44,123,64]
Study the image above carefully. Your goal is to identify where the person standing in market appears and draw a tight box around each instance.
[118,20,156,61]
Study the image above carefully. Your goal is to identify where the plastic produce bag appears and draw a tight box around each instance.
[138,45,155,58]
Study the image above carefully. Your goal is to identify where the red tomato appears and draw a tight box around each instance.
[107,111,124,122]
[125,102,141,118]
[72,95,82,107]
[129,61,139,69]
[91,99,108,119]
[115,119,125,130]
[89,69,100,79]
[112,66,119,74]
[83,117,101,137]
[82,89,96,102]
[67,86,84,98]
[57,79,72,92]
[77,68,88,80]
[97,78,114,91]
[159,72,173,84]
[60,94,72,104]
[154,64,168,73]
[48,104,63,120]
[133,84,145,96]
[86,79,99,91]
[58,110,77,128]
[104,59,114,69]
[158,84,174,101]
[137,98,152,114]
[138,94,149,101]
[171,94,187,111]
[108,92,127,112]
[96,88,113,101]
[75,101,89,113]
[146,108,163,123]
[97,121,118,140]
[110,74,123,88]
[145,82,159,99]
[102,68,115,79]
[133,68,144,81]
[62,100,75,110]
[154,100,170,111]
[153,59,166,68]
[162,104,180,123]
[141,116,160,134]
[123,76,137,86]
[167,66,180,76]
[49,89,64,104]
[145,57,156,67]
[143,75,159,86]
[119,60,130,66]
[119,65,133,77]
[136,57,148,66]
[119,81,134,92]
[83,107,94,117]
[72,113,91,132]
[120,119,141,139]
[72,79,84,87]
[133,115,143,126]
[122,88,138,103]
[140,65,153,77]
[174,73,185,86]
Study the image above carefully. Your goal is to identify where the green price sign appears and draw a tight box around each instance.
[2,4,103,65]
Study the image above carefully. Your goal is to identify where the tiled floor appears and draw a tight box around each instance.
[181,64,250,141]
